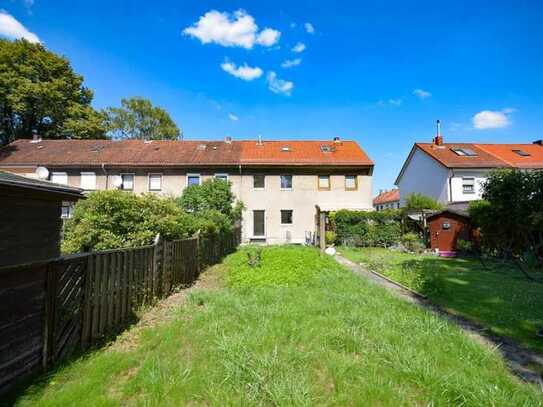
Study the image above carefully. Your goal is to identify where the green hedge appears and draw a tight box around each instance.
[331,209,402,247]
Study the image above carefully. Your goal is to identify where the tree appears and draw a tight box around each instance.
[404,193,443,211]
[470,169,543,268]
[0,39,106,145]
[104,97,180,140]
[178,178,243,223]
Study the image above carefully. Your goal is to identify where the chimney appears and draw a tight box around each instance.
[257,135,263,146]
[433,120,443,146]
[533,140,543,146]
[224,136,232,144]
[30,130,41,143]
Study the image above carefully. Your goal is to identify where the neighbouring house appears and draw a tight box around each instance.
[395,131,543,206]
[373,189,400,211]
[0,171,84,267]
[427,209,476,256]
[0,137,374,245]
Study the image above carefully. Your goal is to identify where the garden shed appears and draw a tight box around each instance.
[0,171,84,267]
[427,209,473,256]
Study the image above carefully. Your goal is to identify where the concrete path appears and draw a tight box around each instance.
[335,253,543,388]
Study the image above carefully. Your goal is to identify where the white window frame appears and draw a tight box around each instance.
[51,172,68,185]
[80,172,96,191]
[280,174,293,190]
[214,173,229,182]
[345,175,358,191]
[253,174,265,190]
[187,173,201,187]
[120,173,135,191]
[148,173,162,191]
[318,175,331,191]
[462,177,475,194]
[61,201,74,219]
[280,209,293,225]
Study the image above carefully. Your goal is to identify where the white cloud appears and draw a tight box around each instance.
[267,71,294,96]
[281,58,301,68]
[413,88,431,99]
[0,11,40,43]
[256,28,280,46]
[183,9,280,49]
[473,109,513,129]
[388,98,402,106]
[228,113,239,121]
[220,60,263,81]
[291,42,306,53]
[304,22,315,34]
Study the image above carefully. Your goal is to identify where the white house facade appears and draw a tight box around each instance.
[395,135,543,206]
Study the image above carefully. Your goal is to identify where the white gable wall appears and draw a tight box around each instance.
[397,148,450,205]
[449,169,489,202]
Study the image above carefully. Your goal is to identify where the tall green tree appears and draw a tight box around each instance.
[0,39,106,145]
[104,97,181,140]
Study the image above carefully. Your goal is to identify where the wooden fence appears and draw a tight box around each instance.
[0,227,241,396]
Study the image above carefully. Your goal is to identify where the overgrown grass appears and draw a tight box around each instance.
[340,246,543,353]
[14,246,542,405]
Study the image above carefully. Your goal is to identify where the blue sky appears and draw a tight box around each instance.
[1,0,543,193]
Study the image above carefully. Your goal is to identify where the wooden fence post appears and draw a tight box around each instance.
[42,262,57,369]
[80,254,94,350]
[152,234,163,298]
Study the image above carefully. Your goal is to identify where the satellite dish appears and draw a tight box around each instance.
[35,166,49,180]
[111,175,123,188]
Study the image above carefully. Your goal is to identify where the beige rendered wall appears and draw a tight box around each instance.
[1,166,373,244]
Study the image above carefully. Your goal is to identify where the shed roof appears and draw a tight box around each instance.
[0,171,84,200]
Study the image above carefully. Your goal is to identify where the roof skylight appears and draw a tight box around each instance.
[513,149,530,157]
[451,147,478,157]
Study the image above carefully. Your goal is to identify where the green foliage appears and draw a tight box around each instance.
[456,239,474,255]
[62,191,195,253]
[104,97,180,140]
[178,178,243,224]
[404,193,443,210]
[0,39,106,145]
[226,246,344,288]
[333,209,401,247]
[401,232,425,253]
[469,169,543,262]
[325,231,336,245]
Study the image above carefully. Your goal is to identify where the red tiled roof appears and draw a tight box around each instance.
[415,142,543,169]
[373,189,400,205]
[0,139,373,168]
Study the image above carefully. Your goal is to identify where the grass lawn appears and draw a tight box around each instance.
[14,246,542,405]
[339,246,543,354]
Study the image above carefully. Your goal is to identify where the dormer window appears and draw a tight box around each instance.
[513,149,530,157]
[451,147,478,157]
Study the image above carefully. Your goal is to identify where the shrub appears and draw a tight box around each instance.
[456,239,473,255]
[325,231,336,246]
[62,191,196,253]
[402,233,425,253]
[333,209,401,247]
[404,193,443,210]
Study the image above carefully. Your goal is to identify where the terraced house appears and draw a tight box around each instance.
[0,137,374,244]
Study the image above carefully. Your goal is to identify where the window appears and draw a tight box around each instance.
[215,173,228,182]
[451,147,478,157]
[121,174,134,190]
[281,210,293,225]
[80,172,96,190]
[280,175,293,190]
[513,149,531,157]
[51,172,68,185]
[187,173,201,186]
[253,175,265,189]
[462,177,475,194]
[345,175,357,191]
[318,175,331,190]
[253,210,265,237]
[61,202,74,219]
[149,174,162,191]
